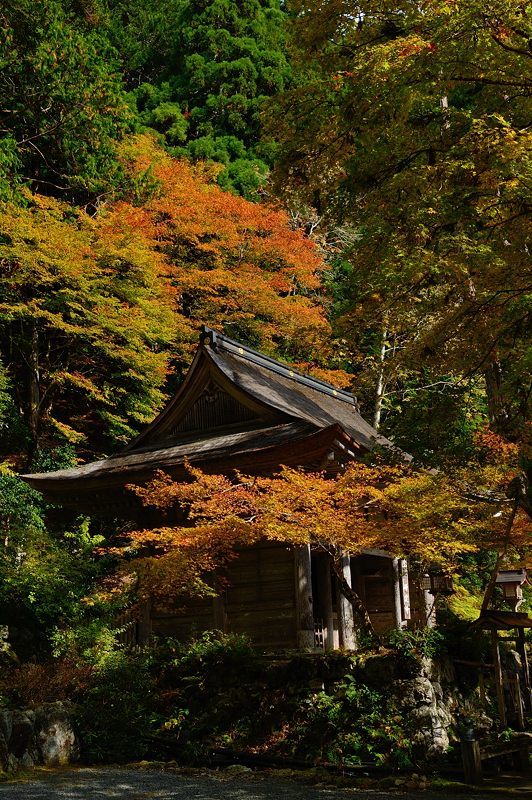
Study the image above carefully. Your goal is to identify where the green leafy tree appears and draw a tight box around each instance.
[271,0,531,452]
[0,466,108,657]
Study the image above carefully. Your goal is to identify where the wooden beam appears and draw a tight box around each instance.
[453,658,495,669]
[336,553,357,650]
[294,545,315,650]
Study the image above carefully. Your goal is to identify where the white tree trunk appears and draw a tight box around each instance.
[372,328,387,431]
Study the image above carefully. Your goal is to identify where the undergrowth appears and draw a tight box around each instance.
[1,628,492,768]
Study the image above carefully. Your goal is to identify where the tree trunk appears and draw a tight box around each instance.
[27,324,40,462]
[480,497,519,614]
[372,328,387,431]
[331,556,382,645]
[484,360,508,432]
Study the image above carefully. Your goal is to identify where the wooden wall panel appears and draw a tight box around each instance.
[148,547,424,647]
[352,554,397,634]
[408,578,432,628]
[225,542,298,649]
[150,595,214,640]
[148,542,298,649]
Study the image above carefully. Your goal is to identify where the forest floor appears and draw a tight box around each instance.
[0,766,530,800]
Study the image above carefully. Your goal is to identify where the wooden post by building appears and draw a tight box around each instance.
[316,555,335,651]
[399,558,411,623]
[392,558,407,630]
[461,737,483,785]
[294,545,315,649]
[336,553,356,650]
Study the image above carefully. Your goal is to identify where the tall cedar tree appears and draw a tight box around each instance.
[0,0,130,203]
[106,0,292,198]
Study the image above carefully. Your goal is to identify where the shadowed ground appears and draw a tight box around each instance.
[0,766,530,799]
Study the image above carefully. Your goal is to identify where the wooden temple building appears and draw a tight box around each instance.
[24,327,433,651]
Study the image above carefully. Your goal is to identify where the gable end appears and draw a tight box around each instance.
[166,384,263,437]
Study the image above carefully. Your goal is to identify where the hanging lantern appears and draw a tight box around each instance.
[421,566,454,596]
[495,569,527,611]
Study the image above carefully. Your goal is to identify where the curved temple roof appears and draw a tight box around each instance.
[23,327,402,513]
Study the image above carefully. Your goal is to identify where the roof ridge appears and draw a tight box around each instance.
[200,326,358,408]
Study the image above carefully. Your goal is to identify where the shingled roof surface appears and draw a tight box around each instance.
[26,422,316,484]
[23,328,401,503]
[207,343,391,452]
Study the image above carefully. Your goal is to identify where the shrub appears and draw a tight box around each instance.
[75,649,156,763]
[287,673,414,768]
[2,660,92,706]
[386,627,445,664]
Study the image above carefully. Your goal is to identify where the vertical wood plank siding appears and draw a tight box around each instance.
[150,542,299,649]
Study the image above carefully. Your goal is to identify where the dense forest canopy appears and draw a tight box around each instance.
[270,0,530,458]
[0,0,529,665]
[1,0,291,202]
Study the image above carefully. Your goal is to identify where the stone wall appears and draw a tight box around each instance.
[397,657,455,757]
[393,656,496,760]
[0,702,78,773]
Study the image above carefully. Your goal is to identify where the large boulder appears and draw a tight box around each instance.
[395,660,456,758]
[35,703,78,766]
[8,711,34,759]
[0,702,78,773]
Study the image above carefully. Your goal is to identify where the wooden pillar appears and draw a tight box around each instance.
[316,556,334,651]
[461,738,483,785]
[510,674,525,731]
[336,553,356,650]
[392,558,406,630]
[479,671,487,705]
[137,597,152,645]
[518,628,531,712]
[294,545,315,649]
[492,632,507,729]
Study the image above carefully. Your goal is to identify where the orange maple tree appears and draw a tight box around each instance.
[113,451,529,638]
[117,135,332,365]
[0,135,336,455]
